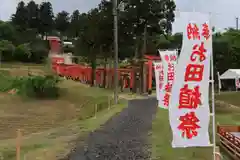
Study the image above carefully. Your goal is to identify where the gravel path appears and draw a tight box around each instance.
[64,97,157,160]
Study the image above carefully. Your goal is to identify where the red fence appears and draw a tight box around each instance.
[52,62,136,90]
[217,125,240,159]
[50,56,158,93]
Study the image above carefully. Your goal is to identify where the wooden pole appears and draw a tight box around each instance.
[215,146,221,160]
[108,96,111,110]
[94,104,98,118]
[16,129,22,160]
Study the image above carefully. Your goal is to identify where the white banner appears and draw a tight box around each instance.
[217,72,221,89]
[154,62,164,100]
[169,12,211,147]
[158,50,178,109]
[235,77,240,89]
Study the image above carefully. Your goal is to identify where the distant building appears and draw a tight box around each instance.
[45,36,61,55]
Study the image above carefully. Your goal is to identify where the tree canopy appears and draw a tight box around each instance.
[0,0,239,75]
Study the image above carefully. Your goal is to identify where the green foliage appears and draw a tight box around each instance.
[68,10,81,37]
[18,75,60,99]
[213,28,240,73]
[26,1,40,29]
[0,72,60,99]
[0,39,48,63]
[0,71,15,92]
[0,21,15,41]
[29,40,49,63]
[11,1,28,31]
[39,2,54,35]
[55,11,70,35]
[14,43,31,61]
[0,40,15,61]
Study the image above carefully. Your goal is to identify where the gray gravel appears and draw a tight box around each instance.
[63,97,157,160]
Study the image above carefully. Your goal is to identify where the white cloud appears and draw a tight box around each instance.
[0,0,16,20]
[1,0,240,33]
[173,0,240,33]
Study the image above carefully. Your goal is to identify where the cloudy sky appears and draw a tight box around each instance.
[0,0,239,33]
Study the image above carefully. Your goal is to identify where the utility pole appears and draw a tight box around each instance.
[236,17,239,30]
[142,24,147,94]
[113,0,119,104]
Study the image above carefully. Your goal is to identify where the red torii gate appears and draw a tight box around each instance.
[144,55,161,94]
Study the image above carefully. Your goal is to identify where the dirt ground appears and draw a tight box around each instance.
[0,63,109,138]
[0,93,79,140]
[0,63,123,160]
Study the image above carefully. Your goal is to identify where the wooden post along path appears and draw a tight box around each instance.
[16,129,22,160]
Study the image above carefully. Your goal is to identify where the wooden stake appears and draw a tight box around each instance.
[0,152,3,160]
[94,104,98,118]
[108,96,111,110]
[215,146,221,160]
[23,154,26,160]
[16,129,22,160]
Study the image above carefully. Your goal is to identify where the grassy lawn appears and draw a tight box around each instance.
[0,64,127,160]
[151,93,240,160]
[216,91,240,107]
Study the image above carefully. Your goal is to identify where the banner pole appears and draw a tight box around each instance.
[209,12,217,160]
[217,72,221,94]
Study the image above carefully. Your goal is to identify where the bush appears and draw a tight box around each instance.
[0,72,61,99]
[29,40,49,63]
[14,41,48,63]
[0,40,15,61]
[18,75,61,99]
[14,43,31,62]
[0,70,15,92]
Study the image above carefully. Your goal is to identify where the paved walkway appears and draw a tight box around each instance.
[64,98,157,160]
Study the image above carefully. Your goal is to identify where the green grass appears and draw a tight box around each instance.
[1,62,46,69]
[0,101,127,160]
[0,70,15,92]
[151,96,240,160]
[0,63,128,160]
[216,91,240,107]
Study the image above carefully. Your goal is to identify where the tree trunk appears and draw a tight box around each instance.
[134,37,139,59]
[90,48,96,87]
[140,24,147,94]
[103,57,107,88]
[91,58,96,87]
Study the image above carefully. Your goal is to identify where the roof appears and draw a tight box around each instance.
[144,55,161,60]
[46,36,61,41]
[220,69,240,79]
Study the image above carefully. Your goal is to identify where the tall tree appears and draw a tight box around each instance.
[98,0,114,87]
[69,10,81,38]
[98,0,114,54]
[120,0,176,93]
[55,11,70,36]
[121,0,176,54]
[11,1,28,31]
[0,21,15,41]
[26,0,39,29]
[74,8,102,86]
[39,2,54,36]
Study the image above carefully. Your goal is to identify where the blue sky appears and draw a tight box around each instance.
[0,0,239,33]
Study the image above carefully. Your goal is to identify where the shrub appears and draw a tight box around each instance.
[14,43,31,62]
[18,75,61,99]
[0,40,15,61]
[29,40,49,63]
[0,72,61,99]
[0,70,15,92]
[13,40,48,63]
